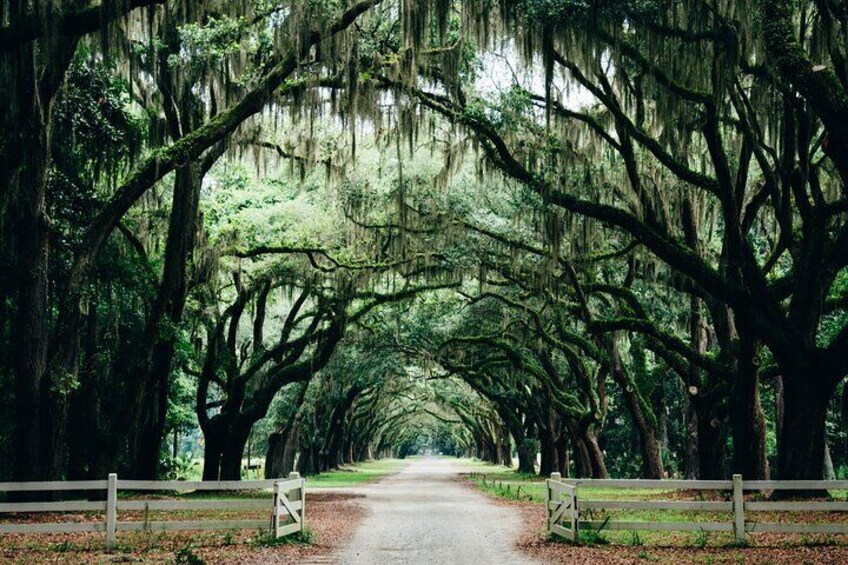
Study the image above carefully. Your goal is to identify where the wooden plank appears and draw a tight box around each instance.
[580,500,732,512]
[281,488,303,502]
[275,479,303,491]
[579,520,733,532]
[300,479,306,531]
[0,480,107,492]
[0,522,105,534]
[746,501,848,512]
[742,480,848,491]
[744,522,848,534]
[550,523,572,539]
[276,522,302,537]
[106,473,117,551]
[566,479,732,490]
[117,519,269,532]
[117,499,271,511]
[732,474,746,544]
[117,479,277,491]
[0,501,106,513]
[547,480,574,496]
[275,500,303,513]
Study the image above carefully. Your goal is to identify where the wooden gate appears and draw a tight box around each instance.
[274,472,306,538]
[547,472,577,542]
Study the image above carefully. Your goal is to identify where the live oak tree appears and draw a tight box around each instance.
[0,0,456,481]
[362,0,848,481]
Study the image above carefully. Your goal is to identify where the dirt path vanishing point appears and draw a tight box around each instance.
[339,457,538,565]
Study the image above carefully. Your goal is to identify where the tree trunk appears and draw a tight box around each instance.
[265,432,285,479]
[516,438,536,474]
[282,424,301,475]
[497,423,512,467]
[612,337,664,478]
[220,428,250,481]
[728,331,769,479]
[775,375,785,451]
[583,428,609,479]
[777,372,834,480]
[685,395,700,479]
[538,424,558,476]
[624,387,664,479]
[555,433,570,477]
[265,383,309,478]
[129,164,202,479]
[695,399,727,479]
[202,427,225,481]
[202,418,251,481]
[297,444,317,476]
[8,92,51,484]
[824,440,836,481]
[570,428,592,478]
[4,25,78,486]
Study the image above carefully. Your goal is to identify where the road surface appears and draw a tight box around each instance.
[339,457,537,564]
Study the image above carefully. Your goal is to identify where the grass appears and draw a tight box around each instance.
[305,458,407,488]
[464,461,548,502]
[252,528,314,547]
[175,544,208,565]
[108,458,407,499]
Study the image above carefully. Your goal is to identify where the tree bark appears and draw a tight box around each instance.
[685,396,700,479]
[555,432,570,477]
[728,331,769,479]
[202,418,252,481]
[583,427,609,479]
[538,422,558,476]
[611,334,664,478]
[824,439,836,481]
[570,427,592,478]
[516,438,536,474]
[777,370,834,480]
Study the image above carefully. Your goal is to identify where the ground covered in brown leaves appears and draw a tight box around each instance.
[511,499,848,565]
[0,492,364,564]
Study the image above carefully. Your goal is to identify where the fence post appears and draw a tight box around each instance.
[547,472,561,534]
[272,480,280,537]
[570,483,579,543]
[288,471,303,533]
[732,474,746,544]
[106,473,117,551]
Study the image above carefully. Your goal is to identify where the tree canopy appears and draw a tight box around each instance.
[1,0,847,485]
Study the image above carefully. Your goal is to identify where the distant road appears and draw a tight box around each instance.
[339,457,537,564]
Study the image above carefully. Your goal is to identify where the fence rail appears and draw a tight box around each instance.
[0,472,306,550]
[546,473,848,543]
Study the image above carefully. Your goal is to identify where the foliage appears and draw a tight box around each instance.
[2,0,848,498]
[252,528,314,547]
[174,545,207,565]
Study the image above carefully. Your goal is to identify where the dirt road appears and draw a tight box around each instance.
[339,457,537,564]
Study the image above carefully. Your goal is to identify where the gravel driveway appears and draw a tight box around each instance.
[339,457,538,564]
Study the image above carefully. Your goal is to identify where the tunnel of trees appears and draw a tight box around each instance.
[1,0,848,487]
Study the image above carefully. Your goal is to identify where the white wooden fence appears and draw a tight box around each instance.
[0,472,306,550]
[547,473,848,544]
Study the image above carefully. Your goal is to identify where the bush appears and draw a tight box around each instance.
[174,545,206,565]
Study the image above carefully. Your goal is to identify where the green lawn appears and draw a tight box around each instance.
[462,460,547,502]
[305,458,407,488]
